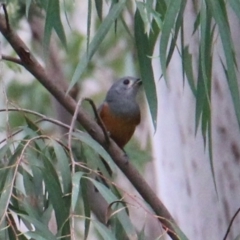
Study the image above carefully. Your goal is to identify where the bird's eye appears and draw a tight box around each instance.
[123,79,130,85]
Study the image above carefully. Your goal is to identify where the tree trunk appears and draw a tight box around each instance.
[153,2,240,240]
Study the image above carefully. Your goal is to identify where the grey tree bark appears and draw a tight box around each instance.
[153,2,240,240]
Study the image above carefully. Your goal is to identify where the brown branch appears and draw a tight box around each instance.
[0,10,186,240]
[0,108,77,145]
[1,4,9,31]
[84,98,110,145]
[1,54,23,65]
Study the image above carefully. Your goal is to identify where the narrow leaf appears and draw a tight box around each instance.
[41,157,70,236]
[72,131,116,173]
[68,0,126,92]
[52,141,71,194]
[95,0,103,20]
[0,169,14,226]
[182,46,196,96]
[166,0,186,68]
[93,221,117,240]
[159,0,181,80]
[87,0,92,52]
[71,172,84,211]
[208,0,240,127]
[86,177,136,238]
[25,0,32,18]
[18,214,56,240]
[44,0,67,50]
[81,177,91,240]
[134,9,158,129]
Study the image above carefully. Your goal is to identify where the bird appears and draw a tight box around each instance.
[98,76,142,149]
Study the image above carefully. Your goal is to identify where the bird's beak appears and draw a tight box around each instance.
[135,78,142,86]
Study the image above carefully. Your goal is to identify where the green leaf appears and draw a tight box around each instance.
[81,177,91,240]
[71,172,84,211]
[148,0,165,52]
[156,0,167,19]
[182,46,196,96]
[208,0,240,127]
[166,0,186,69]
[72,131,116,173]
[199,2,212,107]
[159,0,181,80]
[44,0,67,50]
[52,141,71,195]
[86,178,136,238]
[230,0,240,22]
[41,157,70,237]
[135,2,149,29]
[195,57,205,135]
[192,12,200,35]
[18,214,57,240]
[29,160,44,210]
[95,0,103,20]
[24,116,42,135]
[194,2,218,194]
[68,0,126,92]
[93,221,117,240]
[146,0,154,23]
[25,0,32,18]
[0,146,22,222]
[24,232,50,240]
[134,9,158,129]
[87,0,92,53]
[0,143,12,165]
[0,219,8,240]
[195,2,213,136]
[0,169,14,226]
[22,170,42,218]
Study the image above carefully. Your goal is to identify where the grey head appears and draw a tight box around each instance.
[105,76,142,117]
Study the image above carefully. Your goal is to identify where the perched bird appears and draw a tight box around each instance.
[88,77,142,223]
[98,76,142,148]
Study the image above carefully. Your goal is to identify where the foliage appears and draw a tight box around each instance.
[0,109,143,239]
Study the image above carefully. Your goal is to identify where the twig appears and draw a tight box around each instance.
[84,98,110,145]
[223,207,240,240]
[1,54,23,65]
[68,97,82,160]
[1,4,9,31]
[0,108,78,145]
[68,97,83,240]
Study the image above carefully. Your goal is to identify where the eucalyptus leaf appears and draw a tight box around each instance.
[18,214,56,240]
[134,9,158,129]
[85,177,136,238]
[44,0,67,50]
[69,0,126,92]
[52,141,71,195]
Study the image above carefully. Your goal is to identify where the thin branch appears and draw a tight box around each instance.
[0,108,75,145]
[0,107,107,177]
[68,97,83,240]
[223,207,240,240]
[0,107,72,129]
[1,4,9,31]
[0,7,185,240]
[84,98,110,145]
[1,54,23,65]
[68,97,82,160]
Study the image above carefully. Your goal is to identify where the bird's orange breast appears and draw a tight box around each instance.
[99,103,140,148]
